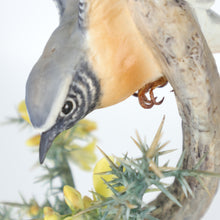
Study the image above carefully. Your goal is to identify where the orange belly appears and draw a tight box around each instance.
[87,0,163,108]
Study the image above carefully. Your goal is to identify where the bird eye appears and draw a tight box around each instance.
[62,100,73,115]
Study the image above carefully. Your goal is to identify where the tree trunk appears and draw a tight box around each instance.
[127,0,220,219]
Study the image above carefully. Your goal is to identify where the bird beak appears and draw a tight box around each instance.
[39,126,61,164]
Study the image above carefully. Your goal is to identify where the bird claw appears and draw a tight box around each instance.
[134,76,167,109]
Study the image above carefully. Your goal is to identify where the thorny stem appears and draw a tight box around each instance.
[58,151,75,188]
[60,153,75,188]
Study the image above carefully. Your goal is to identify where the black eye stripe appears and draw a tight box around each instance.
[76,74,91,101]
[70,85,86,108]
[56,61,101,129]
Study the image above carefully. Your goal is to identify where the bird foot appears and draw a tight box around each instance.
[134,76,168,109]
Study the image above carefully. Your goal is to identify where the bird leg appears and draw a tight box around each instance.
[134,76,168,109]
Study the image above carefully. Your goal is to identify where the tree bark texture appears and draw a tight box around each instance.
[127,0,220,219]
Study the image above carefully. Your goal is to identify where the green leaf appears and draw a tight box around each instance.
[154,182,182,207]
[176,150,185,169]
[180,176,194,198]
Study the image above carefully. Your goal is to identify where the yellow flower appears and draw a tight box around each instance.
[28,202,40,216]
[43,207,61,220]
[73,119,97,138]
[64,216,84,220]
[82,196,92,209]
[17,101,42,147]
[26,134,41,146]
[68,140,97,171]
[63,186,84,212]
[64,217,73,220]
[93,157,124,197]
[78,119,97,132]
[18,100,31,124]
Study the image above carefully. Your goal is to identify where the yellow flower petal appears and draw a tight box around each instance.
[28,203,40,216]
[73,119,97,138]
[64,216,85,220]
[69,140,97,171]
[43,207,60,220]
[63,185,84,212]
[18,100,31,124]
[83,196,92,209]
[26,134,41,146]
[63,218,72,220]
[78,119,97,132]
[64,217,72,220]
[93,157,124,197]
[64,216,84,220]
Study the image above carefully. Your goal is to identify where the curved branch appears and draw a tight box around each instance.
[127,0,220,219]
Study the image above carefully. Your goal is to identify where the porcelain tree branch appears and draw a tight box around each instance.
[127,0,220,219]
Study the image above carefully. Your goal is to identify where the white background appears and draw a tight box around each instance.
[0,1,219,219]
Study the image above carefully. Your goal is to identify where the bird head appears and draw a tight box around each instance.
[26,0,165,164]
[25,16,101,164]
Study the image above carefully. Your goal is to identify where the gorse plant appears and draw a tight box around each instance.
[1,101,219,220]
